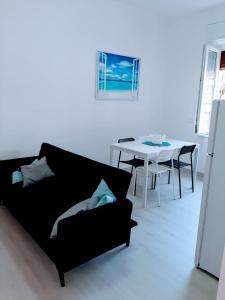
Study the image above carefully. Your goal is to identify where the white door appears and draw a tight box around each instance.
[207,100,220,155]
[217,246,225,300]
[199,101,225,277]
[195,101,219,266]
[196,45,221,135]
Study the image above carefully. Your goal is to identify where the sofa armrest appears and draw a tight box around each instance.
[0,156,38,175]
[57,199,133,241]
[54,199,134,272]
[0,156,38,202]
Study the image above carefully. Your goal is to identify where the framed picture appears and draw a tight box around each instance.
[96,51,140,100]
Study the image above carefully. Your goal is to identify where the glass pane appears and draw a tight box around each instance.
[218,69,225,99]
[98,52,106,93]
[199,50,218,134]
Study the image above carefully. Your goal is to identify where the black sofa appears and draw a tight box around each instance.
[0,143,137,287]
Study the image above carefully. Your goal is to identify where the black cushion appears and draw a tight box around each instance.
[39,143,131,201]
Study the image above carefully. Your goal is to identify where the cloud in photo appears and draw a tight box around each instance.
[107,73,123,80]
[118,60,133,68]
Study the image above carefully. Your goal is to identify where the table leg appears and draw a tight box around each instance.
[193,147,199,190]
[109,146,113,166]
[143,157,149,208]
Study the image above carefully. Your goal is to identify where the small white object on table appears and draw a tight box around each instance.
[110,138,199,208]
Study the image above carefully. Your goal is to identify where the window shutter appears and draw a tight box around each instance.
[220,51,225,69]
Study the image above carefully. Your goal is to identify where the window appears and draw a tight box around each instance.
[196,46,221,136]
[218,51,225,99]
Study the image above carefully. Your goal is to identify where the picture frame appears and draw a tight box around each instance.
[96,51,140,100]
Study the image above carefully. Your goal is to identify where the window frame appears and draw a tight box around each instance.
[195,44,221,137]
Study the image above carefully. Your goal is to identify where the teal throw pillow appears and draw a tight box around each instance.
[12,170,23,184]
[96,194,115,207]
[92,179,116,208]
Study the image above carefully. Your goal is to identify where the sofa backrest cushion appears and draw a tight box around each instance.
[38,143,131,201]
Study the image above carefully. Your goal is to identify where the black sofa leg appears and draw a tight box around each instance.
[126,231,131,247]
[57,269,65,287]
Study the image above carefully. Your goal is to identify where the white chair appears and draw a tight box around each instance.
[149,149,175,207]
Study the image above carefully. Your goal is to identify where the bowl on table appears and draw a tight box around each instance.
[148,134,166,145]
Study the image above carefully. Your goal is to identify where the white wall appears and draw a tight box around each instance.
[0,0,166,163]
[162,4,225,173]
[2,0,224,171]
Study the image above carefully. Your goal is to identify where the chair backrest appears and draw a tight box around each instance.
[179,145,196,157]
[118,137,135,143]
[156,149,175,163]
[117,138,135,166]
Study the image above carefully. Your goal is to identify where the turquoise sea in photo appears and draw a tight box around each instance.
[97,52,139,94]
[99,79,138,91]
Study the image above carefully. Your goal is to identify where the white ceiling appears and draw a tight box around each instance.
[118,0,225,16]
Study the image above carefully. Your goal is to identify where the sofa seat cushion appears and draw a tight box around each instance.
[6,176,95,240]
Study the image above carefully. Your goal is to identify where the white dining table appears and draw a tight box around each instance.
[110,138,199,208]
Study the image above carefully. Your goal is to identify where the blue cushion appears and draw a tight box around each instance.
[92,179,116,208]
[12,170,23,184]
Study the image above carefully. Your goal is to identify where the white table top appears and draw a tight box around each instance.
[111,138,199,159]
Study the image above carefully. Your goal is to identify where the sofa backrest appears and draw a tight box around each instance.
[39,143,132,202]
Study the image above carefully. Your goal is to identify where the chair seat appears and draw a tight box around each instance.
[161,159,191,169]
[120,158,151,168]
[148,163,171,175]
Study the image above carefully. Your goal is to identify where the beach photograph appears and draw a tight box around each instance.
[96,51,140,100]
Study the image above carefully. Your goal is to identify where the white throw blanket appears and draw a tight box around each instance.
[50,197,97,238]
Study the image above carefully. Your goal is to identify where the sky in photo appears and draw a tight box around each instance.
[99,52,139,83]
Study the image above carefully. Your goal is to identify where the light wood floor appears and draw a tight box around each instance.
[0,172,218,300]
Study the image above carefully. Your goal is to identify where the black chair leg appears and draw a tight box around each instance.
[191,156,194,192]
[117,152,122,168]
[168,170,171,184]
[131,166,134,174]
[151,174,154,189]
[154,174,157,189]
[57,269,65,287]
[178,168,182,199]
[134,172,137,196]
